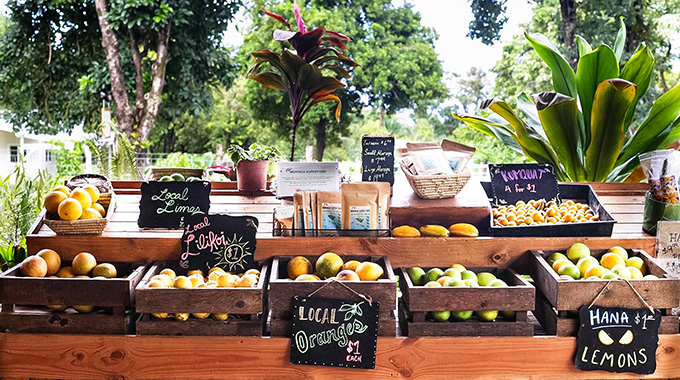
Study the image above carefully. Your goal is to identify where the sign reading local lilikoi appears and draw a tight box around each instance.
[138,181,211,229]
[180,213,258,273]
[290,296,379,369]
[489,163,559,206]
[575,305,661,374]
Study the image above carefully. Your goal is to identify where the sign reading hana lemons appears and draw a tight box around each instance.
[575,305,661,375]
[290,296,379,369]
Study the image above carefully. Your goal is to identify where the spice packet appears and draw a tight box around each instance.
[441,139,475,173]
[274,206,294,236]
[315,191,342,230]
[406,142,454,176]
[341,183,379,230]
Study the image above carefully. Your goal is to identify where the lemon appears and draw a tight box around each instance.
[81,208,103,219]
[212,313,229,321]
[58,198,83,221]
[150,274,172,287]
[82,185,100,203]
[152,313,168,319]
[174,313,189,321]
[315,252,344,279]
[92,263,117,278]
[187,269,204,278]
[217,274,236,287]
[44,191,68,215]
[355,262,384,281]
[342,260,362,271]
[69,188,93,209]
[287,256,313,279]
[189,274,205,287]
[92,203,106,217]
[160,268,176,282]
[56,266,76,278]
[52,185,71,196]
[236,274,258,287]
[173,276,192,289]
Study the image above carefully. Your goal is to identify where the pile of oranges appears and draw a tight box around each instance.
[43,185,106,221]
[492,199,598,227]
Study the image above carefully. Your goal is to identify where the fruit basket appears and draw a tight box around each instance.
[42,192,115,235]
[135,260,268,336]
[267,255,397,337]
[66,173,114,199]
[400,162,471,199]
[145,167,209,181]
[529,248,680,336]
[0,260,146,334]
[398,266,535,337]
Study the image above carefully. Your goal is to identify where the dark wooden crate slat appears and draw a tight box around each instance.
[0,307,134,334]
[136,314,262,336]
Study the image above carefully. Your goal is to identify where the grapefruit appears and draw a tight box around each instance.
[315,252,344,279]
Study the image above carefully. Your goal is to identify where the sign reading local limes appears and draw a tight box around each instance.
[138,181,211,229]
[290,296,379,369]
[489,163,559,206]
[180,213,258,273]
[575,305,661,374]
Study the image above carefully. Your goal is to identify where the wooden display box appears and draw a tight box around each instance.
[135,260,268,336]
[530,248,680,336]
[267,255,397,336]
[398,267,535,337]
[0,261,145,334]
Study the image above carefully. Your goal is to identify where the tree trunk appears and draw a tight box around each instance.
[379,105,386,128]
[137,24,171,146]
[314,119,327,161]
[627,0,646,53]
[559,0,577,68]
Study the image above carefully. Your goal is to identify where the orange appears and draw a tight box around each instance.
[217,274,237,287]
[82,185,100,203]
[584,265,609,279]
[44,191,68,215]
[315,252,344,279]
[36,249,61,275]
[69,188,93,209]
[52,185,71,196]
[287,256,313,279]
[57,198,83,221]
[600,252,626,270]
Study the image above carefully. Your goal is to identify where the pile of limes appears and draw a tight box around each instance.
[548,243,657,281]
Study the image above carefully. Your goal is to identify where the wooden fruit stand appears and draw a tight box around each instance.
[3,181,679,379]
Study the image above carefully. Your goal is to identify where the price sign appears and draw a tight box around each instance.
[655,220,680,276]
[290,296,379,369]
[489,163,559,205]
[575,305,661,374]
[180,213,258,273]
[138,181,211,229]
[361,135,394,186]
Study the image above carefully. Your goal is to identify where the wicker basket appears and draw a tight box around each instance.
[66,174,113,193]
[145,167,209,181]
[43,193,115,235]
[400,162,471,199]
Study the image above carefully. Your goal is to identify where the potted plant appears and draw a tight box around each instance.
[228,143,283,192]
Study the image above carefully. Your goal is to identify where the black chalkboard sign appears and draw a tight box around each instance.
[489,163,559,205]
[290,295,379,369]
[362,135,394,186]
[575,305,661,374]
[179,213,258,273]
[138,181,211,229]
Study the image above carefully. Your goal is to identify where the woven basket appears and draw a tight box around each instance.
[145,167,209,181]
[400,162,471,199]
[43,193,115,235]
[66,174,113,193]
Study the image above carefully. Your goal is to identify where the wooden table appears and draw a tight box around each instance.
[6,181,676,379]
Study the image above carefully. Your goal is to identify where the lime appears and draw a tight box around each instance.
[171,173,185,181]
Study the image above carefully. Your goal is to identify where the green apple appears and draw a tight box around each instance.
[450,310,473,321]
[407,267,426,286]
[460,270,477,282]
[442,268,462,280]
[586,276,601,280]
[476,310,498,322]
[567,243,590,263]
[450,264,466,272]
[547,252,568,266]
[443,278,466,287]
[476,272,497,286]
[487,279,507,287]
[557,263,580,280]
[559,275,575,281]
[431,310,451,322]
[425,268,444,283]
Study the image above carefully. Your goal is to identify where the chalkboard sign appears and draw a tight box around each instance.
[180,213,258,273]
[655,221,680,277]
[138,181,211,229]
[290,296,379,369]
[575,305,661,374]
[489,163,559,205]
[362,135,394,186]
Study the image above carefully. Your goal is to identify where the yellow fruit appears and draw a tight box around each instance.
[36,249,61,275]
[192,312,210,319]
[72,252,97,275]
[566,243,590,263]
[92,203,106,217]
[236,274,258,287]
[152,313,168,319]
[92,263,117,278]
[160,268,176,281]
[82,185,100,203]
[52,185,71,196]
[44,191,68,215]
[80,208,103,220]
[174,313,189,321]
[419,225,450,237]
[20,256,48,277]
[173,276,192,289]
[56,266,76,278]
[69,188,93,209]
[315,252,344,279]
[448,223,479,237]
[47,304,68,312]
[436,276,453,286]
[600,252,626,270]
[212,313,229,321]
[355,261,384,281]
[75,275,90,279]
[584,265,609,279]
[208,271,223,283]
[336,269,360,281]
[187,269,204,278]
[147,279,166,288]
[342,260,361,271]
[217,274,236,288]
[208,267,226,275]
[73,305,94,313]
[287,256,313,279]
[295,274,318,281]
[608,246,629,260]
[189,274,205,287]
[244,268,260,277]
[391,225,420,237]
[151,274,172,287]
[626,256,646,275]
[552,258,571,273]
[57,198,83,221]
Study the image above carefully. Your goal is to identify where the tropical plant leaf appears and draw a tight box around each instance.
[311,94,341,121]
[323,36,348,50]
[281,50,306,82]
[613,18,626,62]
[250,49,287,79]
[290,26,325,59]
[251,72,287,91]
[262,10,291,30]
[533,92,584,181]
[516,92,547,140]
[525,32,577,98]
[586,79,637,181]
[321,64,351,78]
[575,45,619,149]
[324,30,351,41]
[307,76,345,98]
[576,35,592,58]
[617,83,680,167]
[298,63,323,90]
[273,29,297,41]
[453,113,523,154]
[620,43,654,128]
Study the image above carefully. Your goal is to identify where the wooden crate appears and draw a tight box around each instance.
[0,261,145,334]
[134,260,268,336]
[398,266,534,337]
[267,255,397,336]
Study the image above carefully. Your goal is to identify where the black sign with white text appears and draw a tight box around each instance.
[138,181,211,229]
[362,135,394,186]
[489,163,559,205]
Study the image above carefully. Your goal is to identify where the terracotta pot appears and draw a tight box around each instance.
[236,160,268,192]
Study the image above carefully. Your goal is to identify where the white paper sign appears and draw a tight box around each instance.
[655,220,680,277]
[276,162,340,198]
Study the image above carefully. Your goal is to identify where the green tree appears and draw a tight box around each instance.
[0,0,241,151]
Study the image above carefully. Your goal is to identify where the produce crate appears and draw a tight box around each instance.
[135,260,268,336]
[0,261,145,334]
[267,255,397,337]
[481,182,616,237]
[144,167,209,181]
[530,248,680,336]
[41,192,115,235]
[398,267,534,337]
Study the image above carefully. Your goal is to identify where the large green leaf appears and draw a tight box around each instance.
[533,92,584,181]
[525,32,577,98]
[576,35,592,58]
[516,92,547,140]
[575,45,619,149]
[453,114,523,154]
[586,79,636,181]
[617,83,680,166]
[613,18,626,62]
[298,63,322,91]
[280,50,306,83]
[620,43,655,127]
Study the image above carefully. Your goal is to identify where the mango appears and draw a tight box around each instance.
[448,223,479,237]
[419,225,449,237]
[391,225,420,237]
